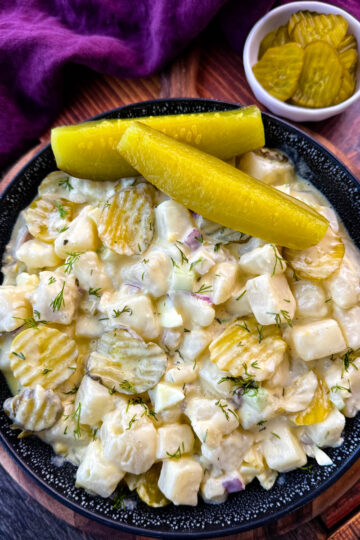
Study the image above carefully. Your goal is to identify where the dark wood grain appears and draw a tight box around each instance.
[1,33,360,539]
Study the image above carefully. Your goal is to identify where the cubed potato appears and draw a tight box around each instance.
[188,247,216,276]
[99,292,159,340]
[342,357,360,418]
[100,405,157,474]
[333,304,360,349]
[186,398,239,447]
[169,266,195,292]
[292,280,328,319]
[0,286,32,332]
[75,314,104,338]
[199,360,233,399]
[165,363,198,385]
[201,430,253,471]
[155,200,194,243]
[76,439,125,498]
[29,272,78,325]
[225,286,252,317]
[247,274,295,326]
[289,319,346,361]
[262,423,307,472]
[75,376,115,425]
[305,408,345,447]
[325,253,360,309]
[73,251,112,291]
[157,296,183,328]
[179,329,211,362]
[148,383,185,413]
[201,474,227,503]
[158,457,203,506]
[55,207,99,258]
[156,423,194,459]
[212,262,239,305]
[16,239,61,270]
[122,250,172,298]
[239,244,285,276]
[173,292,215,329]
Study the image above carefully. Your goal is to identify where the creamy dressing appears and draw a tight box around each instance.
[1,151,360,507]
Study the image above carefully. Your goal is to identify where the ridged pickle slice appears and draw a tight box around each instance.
[209,318,286,380]
[117,122,329,250]
[284,225,344,280]
[51,107,265,181]
[337,34,357,54]
[24,197,73,243]
[288,10,315,36]
[98,184,154,255]
[87,329,167,394]
[333,69,356,105]
[292,41,343,108]
[258,25,290,59]
[10,327,78,389]
[136,463,170,507]
[339,48,358,74]
[292,14,348,48]
[294,379,331,425]
[253,43,304,101]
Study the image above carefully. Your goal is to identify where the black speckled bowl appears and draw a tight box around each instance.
[0,99,359,538]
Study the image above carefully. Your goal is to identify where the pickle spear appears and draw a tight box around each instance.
[117,123,328,250]
[51,106,265,181]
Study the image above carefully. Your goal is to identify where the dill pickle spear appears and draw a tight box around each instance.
[292,41,343,108]
[117,122,328,250]
[51,107,265,181]
[292,13,348,48]
[253,43,304,101]
[259,25,290,59]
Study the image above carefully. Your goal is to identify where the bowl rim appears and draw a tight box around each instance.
[243,1,360,115]
[1,97,360,538]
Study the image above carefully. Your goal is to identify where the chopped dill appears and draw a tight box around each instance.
[12,351,26,361]
[236,290,246,301]
[89,287,101,297]
[271,245,286,275]
[50,281,66,312]
[119,380,136,394]
[195,284,212,294]
[58,178,73,191]
[48,276,56,285]
[189,258,202,271]
[113,305,133,318]
[54,200,67,218]
[126,414,137,431]
[64,251,83,274]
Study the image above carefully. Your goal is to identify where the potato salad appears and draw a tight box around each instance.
[1,148,360,508]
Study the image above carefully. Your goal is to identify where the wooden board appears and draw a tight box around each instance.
[1,33,360,539]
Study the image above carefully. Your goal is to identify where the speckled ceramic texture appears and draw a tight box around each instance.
[0,99,359,539]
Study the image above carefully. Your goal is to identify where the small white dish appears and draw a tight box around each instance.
[243,1,360,122]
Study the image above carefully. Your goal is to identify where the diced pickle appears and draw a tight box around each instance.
[288,10,316,36]
[136,463,170,507]
[333,69,356,105]
[294,379,331,425]
[98,184,154,255]
[10,327,78,389]
[258,25,290,59]
[253,43,304,101]
[292,14,348,48]
[284,225,344,280]
[292,41,343,108]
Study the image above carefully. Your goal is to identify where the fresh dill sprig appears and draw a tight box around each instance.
[50,282,66,312]
[54,200,67,218]
[48,276,56,285]
[342,348,359,372]
[13,316,47,329]
[331,384,351,393]
[189,258,202,271]
[64,251,83,274]
[175,244,188,264]
[89,287,101,297]
[271,245,286,275]
[256,325,264,343]
[271,432,281,439]
[166,442,185,459]
[119,380,136,394]
[113,305,133,318]
[126,414,137,431]
[12,351,26,361]
[195,284,212,294]
[236,290,247,301]
[58,178,73,191]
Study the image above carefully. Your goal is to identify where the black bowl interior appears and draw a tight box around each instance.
[0,98,360,538]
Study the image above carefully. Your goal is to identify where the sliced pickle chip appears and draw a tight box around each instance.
[337,34,357,54]
[209,318,286,380]
[292,14,348,48]
[292,41,343,108]
[333,69,356,105]
[87,329,167,394]
[136,463,170,507]
[98,184,154,255]
[339,48,358,74]
[3,385,63,432]
[24,197,73,243]
[294,379,331,425]
[258,25,290,59]
[284,225,344,280]
[253,42,304,101]
[288,10,316,37]
[10,327,78,389]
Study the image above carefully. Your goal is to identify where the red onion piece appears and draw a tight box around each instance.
[183,228,202,250]
[222,477,244,493]
[192,293,213,304]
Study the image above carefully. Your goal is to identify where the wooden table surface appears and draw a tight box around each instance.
[1,33,360,540]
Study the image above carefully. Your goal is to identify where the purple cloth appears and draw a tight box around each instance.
[0,0,359,171]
